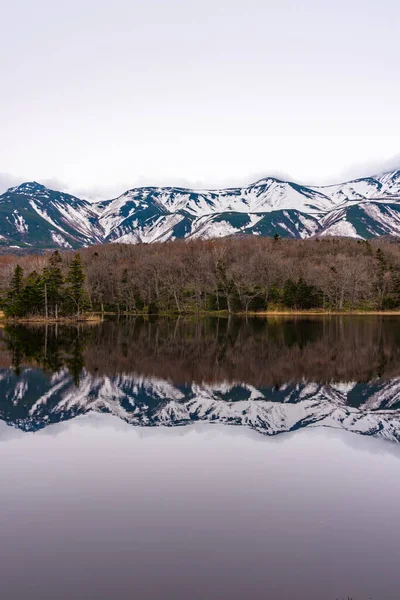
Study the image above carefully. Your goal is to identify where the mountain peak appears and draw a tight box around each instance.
[250,176,284,187]
[9,181,47,194]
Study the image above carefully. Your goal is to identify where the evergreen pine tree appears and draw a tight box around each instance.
[66,253,87,317]
[49,250,62,267]
[4,265,25,316]
[282,279,297,308]
[22,271,44,315]
[296,278,309,309]
[10,264,24,296]
[43,257,64,319]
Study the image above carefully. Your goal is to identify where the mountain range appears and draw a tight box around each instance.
[2,170,400,249]
[2,367,400,443]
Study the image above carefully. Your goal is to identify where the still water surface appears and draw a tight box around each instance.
[1,317,400,599]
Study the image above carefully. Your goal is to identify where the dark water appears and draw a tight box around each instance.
[1,317,400,599]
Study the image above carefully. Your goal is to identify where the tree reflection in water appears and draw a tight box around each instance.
[2,316,400,438]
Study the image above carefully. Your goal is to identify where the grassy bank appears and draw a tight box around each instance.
[1,313,103,324]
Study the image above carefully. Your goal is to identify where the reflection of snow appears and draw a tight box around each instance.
[3,368,400,443]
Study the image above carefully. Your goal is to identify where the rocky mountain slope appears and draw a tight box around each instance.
[2,368,400,442]
[1,170,400,248]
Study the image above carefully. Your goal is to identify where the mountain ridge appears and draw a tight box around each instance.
[1,169,400,248]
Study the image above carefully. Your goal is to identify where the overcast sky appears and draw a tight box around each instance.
[1,0,399,198]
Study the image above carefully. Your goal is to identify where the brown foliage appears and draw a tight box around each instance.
[1,237,400,311]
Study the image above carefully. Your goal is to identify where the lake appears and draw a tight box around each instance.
[1,316,400,599]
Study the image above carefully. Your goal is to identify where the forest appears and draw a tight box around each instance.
[1,236,400,317]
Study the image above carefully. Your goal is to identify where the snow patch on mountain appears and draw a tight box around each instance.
[12,211,28,234]
[30,200,68,234]
[319,219,362,239]
[51,232,72,248]
[190,218,239,240]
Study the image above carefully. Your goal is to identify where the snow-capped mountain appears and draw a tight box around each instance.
[2,367,400,443]
[0,182,103,248]
[2,170,400,248]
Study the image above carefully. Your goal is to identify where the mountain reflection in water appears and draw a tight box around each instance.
[2,316,400,441]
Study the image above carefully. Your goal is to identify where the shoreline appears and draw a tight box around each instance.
[241,310,400,316]
[2,309,400,323]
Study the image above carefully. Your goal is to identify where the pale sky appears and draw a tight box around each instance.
[1,0,400,199]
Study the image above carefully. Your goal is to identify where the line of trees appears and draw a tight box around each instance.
[1,252,87,318]
[2,236,400,316]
